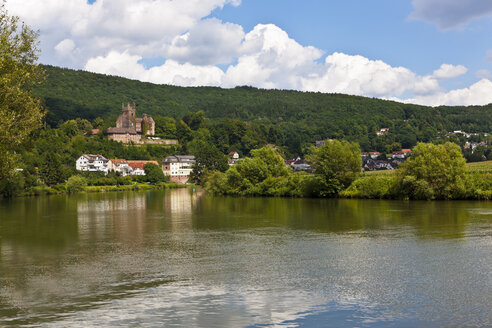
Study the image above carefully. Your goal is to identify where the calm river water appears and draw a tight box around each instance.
[0,189,491,327]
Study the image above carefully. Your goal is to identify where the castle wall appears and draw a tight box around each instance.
[108,133,141,143]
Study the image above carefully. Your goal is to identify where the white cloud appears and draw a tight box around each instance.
[54,39,76,57]
[164,18,245,65]
[301,53,439,97]
[432,64,467,79]
[410,0,492,29]
[223,24,324,89]
[85,51,224,87]
[7,1,491,106]
[401,79,492,106]
[6,0,241,66]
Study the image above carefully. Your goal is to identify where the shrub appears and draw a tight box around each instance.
[66,175,87,193]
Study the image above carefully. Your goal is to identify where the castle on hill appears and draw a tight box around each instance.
[107,102,155,143]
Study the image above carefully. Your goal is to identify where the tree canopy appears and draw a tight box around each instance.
[0,2,45,181]
[307,140,362,197]
[399,142,468,200]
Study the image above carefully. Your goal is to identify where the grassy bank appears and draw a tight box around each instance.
[341,170,492,200]
[20,182,190,197]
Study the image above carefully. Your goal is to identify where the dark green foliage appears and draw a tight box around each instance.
[33,65,492,155]
[203,147,300,196]
[144,163,166,184]
[398,142,467,200]
[190,140,229,184]
[39,152,65,186]
[307,140,362,197]
[66,175,87,193]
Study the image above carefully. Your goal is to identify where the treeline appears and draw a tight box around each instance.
[33,65,492,155]
[203,141,492,200]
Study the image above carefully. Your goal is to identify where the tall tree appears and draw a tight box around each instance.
[399,142,467,200]
[0,2,45,182]
[308,140,361,197]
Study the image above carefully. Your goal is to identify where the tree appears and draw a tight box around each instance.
[307,140,361,197]
[0,3,45,183]
[39,152,64,186]
[144,163,166,184]
[66,175,87,193]
[398,142,467,200]
[190,140,228,184]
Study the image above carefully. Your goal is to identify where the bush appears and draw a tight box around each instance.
[341,175,399,199]
[66,175,87,193]
[307,140,362,197]
[0,171,25,198]
[398,142,467,200]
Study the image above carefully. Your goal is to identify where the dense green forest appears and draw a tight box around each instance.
[34,65,492,154]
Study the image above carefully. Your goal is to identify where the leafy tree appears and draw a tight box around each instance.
[190,140,228,184]
[154,116,177,138]
[144,163,166,184]
[176,119,193,145]
[307,140,361,197]
[39,152,64,186]
[398,142,467,200]
[203,146,293,196]
[0,3,45,183]
[66,175,87,193]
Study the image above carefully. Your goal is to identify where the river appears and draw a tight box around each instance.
[0,189,491,327]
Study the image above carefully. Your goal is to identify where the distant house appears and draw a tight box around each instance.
[402,149,412,156]
[108,159,132,176]
[292,158,311,172]
[285,157,311,172]
[162,155,196,184]
[392,151,405,159]
[315,140,326,147]
[228,152,240,165]
[127,160,159,176]
[76,154,109,173]
[376,128,389,136]
[369,152,381,159]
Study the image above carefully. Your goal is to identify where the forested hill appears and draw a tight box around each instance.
[33,65,491,152]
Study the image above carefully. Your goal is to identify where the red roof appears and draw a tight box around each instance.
[402,149,412,153]
[127,160,159,170]
[110,159,128,166]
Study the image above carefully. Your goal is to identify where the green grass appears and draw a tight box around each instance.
[466,161,492,173]
[362,161,492,175]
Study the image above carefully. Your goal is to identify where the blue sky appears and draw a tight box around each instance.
[212,0,492,88]
[7,0,492,106]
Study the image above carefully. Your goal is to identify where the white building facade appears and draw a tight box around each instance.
[162,155,196,184]
[76,154,109,174]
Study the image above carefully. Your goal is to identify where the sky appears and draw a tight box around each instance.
[6,0,492,106]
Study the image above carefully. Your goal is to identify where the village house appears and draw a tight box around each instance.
[162,155,196,184]
[369,152,381,159]
[107,102,156,143]
[376,128,389,136]
[228,152,240,165]
[76,154,109,174]
[127,160,160,176]
[107,159,132,176]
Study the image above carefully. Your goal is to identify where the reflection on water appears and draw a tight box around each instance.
[0,190,491,327]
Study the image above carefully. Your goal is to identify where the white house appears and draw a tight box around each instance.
[76,154,109,173]
[107,159,132,176]
[127,160,159,176]
[162,155,196,184]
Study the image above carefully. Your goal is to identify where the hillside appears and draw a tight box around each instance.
[33,65,492,152]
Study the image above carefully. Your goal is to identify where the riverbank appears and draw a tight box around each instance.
[341,171,492,200]
[18,182,192,197]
